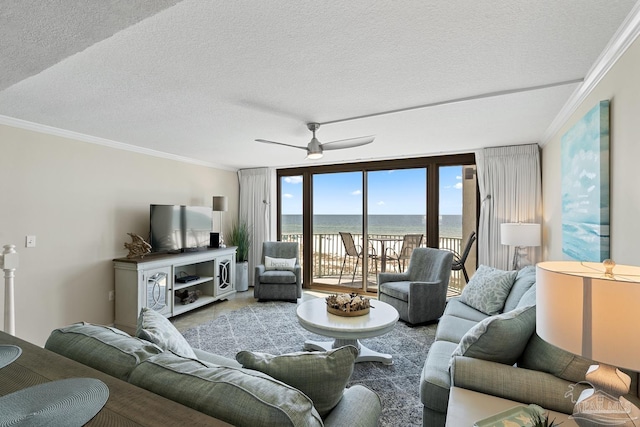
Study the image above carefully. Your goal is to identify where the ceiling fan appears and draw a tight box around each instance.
[256,123,375,160]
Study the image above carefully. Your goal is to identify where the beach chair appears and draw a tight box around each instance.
[338,232,378,284]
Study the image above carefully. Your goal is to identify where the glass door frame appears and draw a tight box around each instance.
[277,153,477,293]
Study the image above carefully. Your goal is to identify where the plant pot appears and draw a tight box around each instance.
[235,261,249,292]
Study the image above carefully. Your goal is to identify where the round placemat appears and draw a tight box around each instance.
[0,377,109,426]
[0,345,22,369]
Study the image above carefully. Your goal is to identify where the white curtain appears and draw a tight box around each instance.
[238,168,276,286]
[476,144,542,269]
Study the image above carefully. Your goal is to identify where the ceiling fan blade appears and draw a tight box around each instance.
[320,135,375,151]
[255,139,307,150]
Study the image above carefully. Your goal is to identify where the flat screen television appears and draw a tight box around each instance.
[149,205,212,252]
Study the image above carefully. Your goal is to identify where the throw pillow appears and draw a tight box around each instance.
[503,265,536,312]
[450,305,536,366]
[516,284,536,309]
[519,333,594,384]
[236,345,358,418]
[264,256,297,271]
[136,307,197,359]
[460,265,517,315]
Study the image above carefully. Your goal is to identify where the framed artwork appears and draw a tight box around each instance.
[561,100,610,261]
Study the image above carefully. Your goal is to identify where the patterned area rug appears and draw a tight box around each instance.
[182,300,438,427]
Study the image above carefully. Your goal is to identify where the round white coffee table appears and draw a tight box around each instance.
[296,298,399,365]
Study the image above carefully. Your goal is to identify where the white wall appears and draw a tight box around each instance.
[0,124,238,345]
[542,36,640,266]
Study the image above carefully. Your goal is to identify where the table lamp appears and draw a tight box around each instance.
[212,196,228,248]
[500,223,541,270]
[536,260,640,426]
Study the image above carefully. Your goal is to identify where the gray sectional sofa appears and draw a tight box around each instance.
[420,265,640,426]
[45,310,381,427]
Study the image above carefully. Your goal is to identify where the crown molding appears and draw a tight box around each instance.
[0,114,237,171]
[541,2,640,145]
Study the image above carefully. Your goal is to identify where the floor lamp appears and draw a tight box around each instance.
[1,245,19,335]
[212,196,228,248]
[500,223,540,270]
[537,261,640,426]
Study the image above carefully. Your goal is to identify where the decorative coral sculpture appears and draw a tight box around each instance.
[124,233,152,259]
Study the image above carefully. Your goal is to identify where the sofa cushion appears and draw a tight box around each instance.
[420,340,459,411]
[193,348,242,368]
[518,333,593,384]
[236,345,358,418]
[460,265,517,315]
[136,307,197,359]
[379,281,410,302]
[259,270,297,284]
[503,266,536,312]
[451,305,536,366]
[129,352,322,427]
[45,322,163,381]
[442,298,489,322]
[434,315,479,344]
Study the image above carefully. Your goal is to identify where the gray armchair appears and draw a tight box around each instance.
[378,247,453,324]
[254,241,302,302]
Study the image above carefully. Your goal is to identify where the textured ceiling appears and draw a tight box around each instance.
[0,0,637,170]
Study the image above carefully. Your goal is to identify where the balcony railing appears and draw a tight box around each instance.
[281,233,466,294]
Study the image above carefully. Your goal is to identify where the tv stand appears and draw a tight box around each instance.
[113,247,236,335]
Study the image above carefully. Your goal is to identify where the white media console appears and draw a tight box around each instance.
[113,247,237,334]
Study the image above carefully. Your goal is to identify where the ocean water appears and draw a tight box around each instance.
[282,214,462,238]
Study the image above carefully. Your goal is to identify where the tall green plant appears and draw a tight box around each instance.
[227,221,251,262]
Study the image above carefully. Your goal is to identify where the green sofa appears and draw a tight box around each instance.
[420,265,640,426]
[45,320,381,427]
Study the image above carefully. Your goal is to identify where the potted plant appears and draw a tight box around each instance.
[227,221,251,291]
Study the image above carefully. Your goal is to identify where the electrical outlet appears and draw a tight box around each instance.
[108,290,115,301]
[26,235,36,248]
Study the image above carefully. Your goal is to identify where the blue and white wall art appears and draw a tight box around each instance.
[561,100,610,261]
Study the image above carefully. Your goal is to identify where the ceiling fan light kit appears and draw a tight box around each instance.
[256,122,374,160]
[306,150,323,160]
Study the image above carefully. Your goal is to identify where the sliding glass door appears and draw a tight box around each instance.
[280,175,304,277]
[312,172,367,289]
[277,153,476,295]
[439,165,477,294]
[367,168,426,292]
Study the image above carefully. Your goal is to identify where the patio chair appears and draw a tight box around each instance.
[384,233,424,272]
[338,232,378,284]
[254,241,301,302]
[378,247,453,324]
[447,231,476,283]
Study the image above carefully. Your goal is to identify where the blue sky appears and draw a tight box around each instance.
[281,166,463,215]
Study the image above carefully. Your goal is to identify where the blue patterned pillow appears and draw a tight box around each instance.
[460,265,517,315]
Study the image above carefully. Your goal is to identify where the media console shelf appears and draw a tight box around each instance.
[114,247,236,334]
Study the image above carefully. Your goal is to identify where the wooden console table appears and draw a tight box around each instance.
[0,332,231,426]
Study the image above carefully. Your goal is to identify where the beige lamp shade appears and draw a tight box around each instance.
[212,196,228,212]
[500,223,541,247]
[536,261,640,372]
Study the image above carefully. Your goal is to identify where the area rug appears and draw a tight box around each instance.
[182,300,438,427]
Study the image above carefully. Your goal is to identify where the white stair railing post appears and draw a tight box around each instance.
[1,244,19,335]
